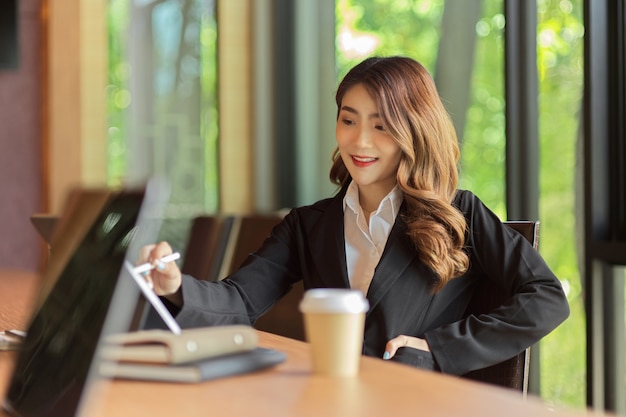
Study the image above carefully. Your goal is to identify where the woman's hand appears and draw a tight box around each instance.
[138,241,183,306]
[383,335,430,360]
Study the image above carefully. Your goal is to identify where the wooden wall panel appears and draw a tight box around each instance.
[46,0,107,214]
[0,0,44,271]
[217,0,254,213]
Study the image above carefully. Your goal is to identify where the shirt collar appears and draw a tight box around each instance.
[343,181,404,220]
[343,181,361,215]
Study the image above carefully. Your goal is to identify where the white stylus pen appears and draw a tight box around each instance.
[133,252,181,275]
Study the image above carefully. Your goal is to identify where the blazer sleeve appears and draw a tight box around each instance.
[172,209,305,329]
[424,191,570,375]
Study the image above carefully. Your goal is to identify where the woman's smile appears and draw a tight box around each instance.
[352,155,378,167]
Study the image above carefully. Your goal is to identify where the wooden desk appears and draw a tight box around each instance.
[0,270,38,331]
[0,269,39,417]
[0,270,609,417]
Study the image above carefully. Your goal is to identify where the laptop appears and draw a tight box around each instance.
[2,180,170,417]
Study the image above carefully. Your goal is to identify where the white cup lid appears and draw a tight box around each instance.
[299,288,369,314]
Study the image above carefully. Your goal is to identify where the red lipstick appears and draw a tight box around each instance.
[351,155,377,168]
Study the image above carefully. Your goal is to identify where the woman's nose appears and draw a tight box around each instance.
[354,128,372,147]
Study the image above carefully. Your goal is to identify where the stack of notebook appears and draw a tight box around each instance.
[99,325,285,383]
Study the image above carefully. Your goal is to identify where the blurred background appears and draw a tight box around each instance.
[0,0,624,413]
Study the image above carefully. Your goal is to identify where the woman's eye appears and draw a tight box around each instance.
[375,124,386,131]
[341,118,354,126]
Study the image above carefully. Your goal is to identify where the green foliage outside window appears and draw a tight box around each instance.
[107,0,131,187]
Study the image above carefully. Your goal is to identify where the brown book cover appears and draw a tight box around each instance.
[100,325,258,365]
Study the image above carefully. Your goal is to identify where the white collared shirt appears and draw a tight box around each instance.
[343,182,403,295]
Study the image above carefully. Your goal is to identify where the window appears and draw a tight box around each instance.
[107,0,218,250]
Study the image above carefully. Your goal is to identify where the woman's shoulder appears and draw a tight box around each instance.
[452,189,500,222]
[452,189,481,209]
[281,191,344,224]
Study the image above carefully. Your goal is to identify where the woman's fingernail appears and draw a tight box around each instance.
[383,351,390,360]
[156,261,166,271]
[141,270,150,277]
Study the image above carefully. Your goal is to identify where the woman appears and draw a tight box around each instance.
[140,56,569,375]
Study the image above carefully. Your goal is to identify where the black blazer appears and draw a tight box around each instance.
[173,188,570,376]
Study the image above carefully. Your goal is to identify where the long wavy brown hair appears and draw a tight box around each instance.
[330,56,469,292]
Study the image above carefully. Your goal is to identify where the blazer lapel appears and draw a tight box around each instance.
[305,191,351,289]
[366,217,419,312]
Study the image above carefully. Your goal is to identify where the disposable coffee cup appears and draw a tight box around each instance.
[299,288,369,376]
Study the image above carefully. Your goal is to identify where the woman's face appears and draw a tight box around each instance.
[336,83,402,199]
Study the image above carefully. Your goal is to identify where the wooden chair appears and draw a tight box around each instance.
[253,280,306,341]
[224,214,307,340]
[181,215,235,282]
[222,214,286,277]
[181,214,288,281]
[462,220,540,396]
[181,212,305,339]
